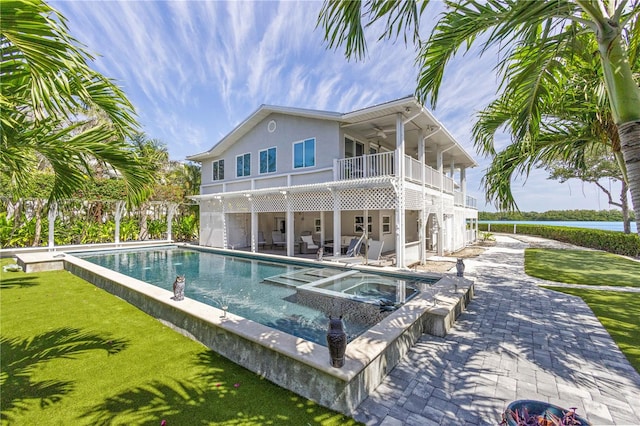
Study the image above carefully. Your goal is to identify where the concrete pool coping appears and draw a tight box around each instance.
[14,245,473,414]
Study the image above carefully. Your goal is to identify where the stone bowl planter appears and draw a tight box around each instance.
[502,400,591,426]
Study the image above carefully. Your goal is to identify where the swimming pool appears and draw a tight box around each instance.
[76,246,436,346]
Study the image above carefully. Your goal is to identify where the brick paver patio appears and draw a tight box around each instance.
[354,235,640,425]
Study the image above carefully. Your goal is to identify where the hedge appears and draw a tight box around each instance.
[478,223,640,257]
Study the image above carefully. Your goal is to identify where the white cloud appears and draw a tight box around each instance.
[51,0,611,212]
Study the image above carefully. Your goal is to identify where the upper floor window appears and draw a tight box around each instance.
[293,138,315,169]
[259,147,276,174]
[212,159,224,181]
[236,153,250,177]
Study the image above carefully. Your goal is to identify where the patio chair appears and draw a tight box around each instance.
[300,233,319,254]
[272,231,286,249]
[257,231,266,248]
[330,235,365,261]
[342,240,385,265]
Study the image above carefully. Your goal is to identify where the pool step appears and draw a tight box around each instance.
[264,268,345,288]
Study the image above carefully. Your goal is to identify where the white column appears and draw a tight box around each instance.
[47,202,58,250]
[461,167,467,206]
[222,200,228,249]
[418,130,426,265]
[320,210,325,246]
[332,190,341,255]
[460,167,467,246]
[437,149,444,256]
[250,198,257,252]
[363,207,369,263]
[286,195,294,257]
[114,201,125,245]
[395,113,406,268]
[166,202,179,242]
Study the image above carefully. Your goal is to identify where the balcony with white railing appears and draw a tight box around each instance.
[334,151,467,200]
[454,191,478,209]
[334,151,395,180]
[404,155,455,194]
[466,195,477,209]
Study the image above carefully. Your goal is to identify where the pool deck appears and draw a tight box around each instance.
[353,235,640,425]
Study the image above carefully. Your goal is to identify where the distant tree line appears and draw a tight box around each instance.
[479,210,635,222]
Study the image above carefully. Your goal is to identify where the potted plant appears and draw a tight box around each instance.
[501,400,591,426]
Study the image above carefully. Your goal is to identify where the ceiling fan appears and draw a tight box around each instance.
[365,125,395,139]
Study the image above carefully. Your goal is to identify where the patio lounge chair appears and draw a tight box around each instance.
[300,233,319,254]
[342,239,385,265]
[331,235,365,261]
[258,231,266,248]
[272,231,286,249]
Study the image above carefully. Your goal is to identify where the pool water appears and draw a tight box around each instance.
[76,247,434,346]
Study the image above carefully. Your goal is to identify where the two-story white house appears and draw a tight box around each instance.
[187,96,478,268]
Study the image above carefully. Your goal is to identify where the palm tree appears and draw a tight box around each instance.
[473,30,634,231]
[127,132,169,239]
[1,0,153,205]
[319,0,640,233]
[169,162,202,198]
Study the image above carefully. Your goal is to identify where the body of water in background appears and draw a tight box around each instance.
[480,221,637,234]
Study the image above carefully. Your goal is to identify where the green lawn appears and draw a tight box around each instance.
[524,248,640,287]
[542,287,640,373]
[0,259,359,425]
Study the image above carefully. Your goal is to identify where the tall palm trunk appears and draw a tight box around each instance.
[139,203,149,240]
[596,23,640,235]
[618,122,640,234]
[32,199,44,247]
[620,180,631,234]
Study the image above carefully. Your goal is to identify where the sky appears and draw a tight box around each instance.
[50,0,623,213]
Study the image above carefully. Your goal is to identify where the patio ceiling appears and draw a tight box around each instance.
[341,97,477,170]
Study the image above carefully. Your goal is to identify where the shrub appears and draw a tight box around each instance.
[478,223,640,257]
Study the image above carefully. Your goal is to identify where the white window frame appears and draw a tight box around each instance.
[236,152,251,177]
[382,215,391,234]
[212,159,224,181]
[292,138,316,169]
[355,215,372,233]
[259,147,277,174]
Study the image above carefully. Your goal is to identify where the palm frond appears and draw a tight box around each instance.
[318,0,368,60]
[417,0,578,107]
[318,0,429,61]
[1,0,149,205]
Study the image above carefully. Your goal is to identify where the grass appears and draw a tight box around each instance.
[524,248,640,287]
[542,287,640,373]
[0,258,359,425]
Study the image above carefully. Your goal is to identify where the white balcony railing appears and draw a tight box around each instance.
[466,195,477,209]
[455,192,478,209]
[335,151,461,197]
[454,191,464,206]
[405,156,456,194]
[334,151,395,180]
